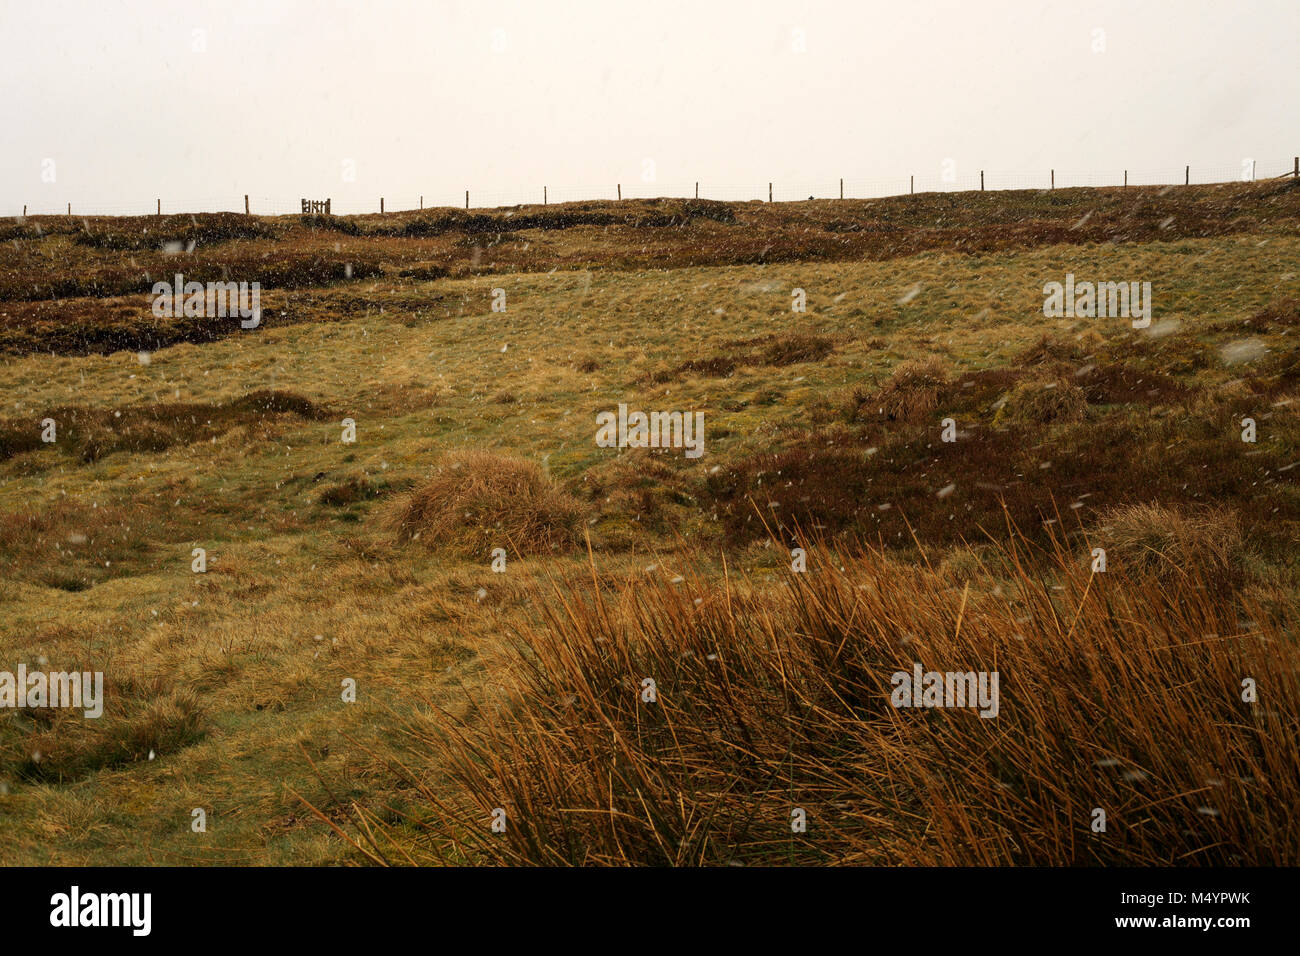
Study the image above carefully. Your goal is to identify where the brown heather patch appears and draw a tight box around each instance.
[1073,361,1193,406]
[698,392,1298,554]
[722,331,837,366]
[701,424,1040,548]
[0,247,384,304]
[0,389,331,463]
[1016,331,1104,366]
[395,264,451,280]
[841,364,1020,426]
[759,332,836,366]
[1250,348,1300,395]
[947,368,1031,411]
[72,212,280,251]
[576,448,700,544]
[380,198,738,239]
[1215,296,1300,333]
[650,356,737,382]
[318,476,386,508]
[1253,297,1300,328]
[0,296,246,356]
[646,332,836,384]
[1106,334,1215,375]
[1006,338,1204,409]
[840,382,877,422]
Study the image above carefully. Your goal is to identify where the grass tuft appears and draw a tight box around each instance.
[391,450,588,557]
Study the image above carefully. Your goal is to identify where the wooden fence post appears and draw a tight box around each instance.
[617,183,621,200]
[157,198,161,215]
[1294,156,1298,178]
[1124,170,1127,188]
[67,202,70,215]
[840,177,843,199]
[695,182,698,198]
[910,175,914,194]
[769,183,773,202]
[1185,165,1189,186]
[544,186,548,205]
[980,171,985,191]
[380,197,384,213]
[245,194,249,214]
[22,205,26,217]
[1051,169,1054,189]
[465,190,469,210]
[420,196,423,210]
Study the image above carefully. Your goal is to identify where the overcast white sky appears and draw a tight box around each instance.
[2,0,1297,214]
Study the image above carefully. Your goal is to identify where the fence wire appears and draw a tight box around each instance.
[8,160,1296,218]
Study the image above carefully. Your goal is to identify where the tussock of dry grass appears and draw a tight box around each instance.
[1093,503,1248,585]
[867,356,950,423]
[392,450,588,557]
[994,378,1088,425]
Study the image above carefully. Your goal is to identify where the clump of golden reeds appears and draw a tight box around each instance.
[349,513,1296,866]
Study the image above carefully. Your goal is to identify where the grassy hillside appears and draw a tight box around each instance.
[0,183,1297,865]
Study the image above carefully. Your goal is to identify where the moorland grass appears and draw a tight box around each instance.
[0,191,1295,865]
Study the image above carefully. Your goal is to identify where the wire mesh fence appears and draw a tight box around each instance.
[8,158,1297,218]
